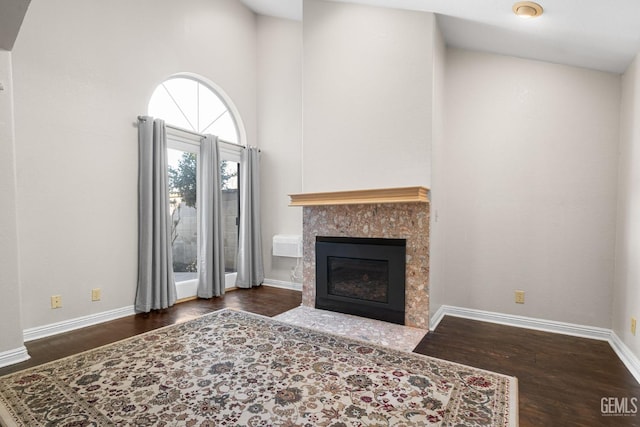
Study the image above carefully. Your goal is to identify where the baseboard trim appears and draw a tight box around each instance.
[435,305,612,340]
[262,279,302,291]
[609,331,640,384]
[433,305,640,384]
[20,280,300,344]
[13,297,640,384]
[23,306,136,342]
[429,305,446,331]
[0,346,30,369]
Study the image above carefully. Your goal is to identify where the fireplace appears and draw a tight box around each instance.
[290,187,430,329]
[315,236,406,324]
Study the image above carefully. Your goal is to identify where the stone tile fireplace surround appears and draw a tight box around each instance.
[290,187,430,330]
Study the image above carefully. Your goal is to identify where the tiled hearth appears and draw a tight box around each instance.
[274,306,426,352]
[290,187,430,330]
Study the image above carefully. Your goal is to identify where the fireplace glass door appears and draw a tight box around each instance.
[316,237,406,324]
[327,257,389,303]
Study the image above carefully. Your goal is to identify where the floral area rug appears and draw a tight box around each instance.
[0,309,518,426]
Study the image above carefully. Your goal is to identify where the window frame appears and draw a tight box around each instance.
[166,129,201,295]
[152,72,246,296]
[166,127,243,295]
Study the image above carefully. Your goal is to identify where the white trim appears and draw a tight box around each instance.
[219,140,243,162]
[23,306,136,342]
[0,346,30,369]
[429,304,446,331]
[609,331,640,384]
[166,128,201,151]
[175,273,238,300]
[12,298,640,384]
[435,305,612,340]
[432,305,640,384]
[225,272,238,289]
[176,279,198,300]
[263,278,302,291]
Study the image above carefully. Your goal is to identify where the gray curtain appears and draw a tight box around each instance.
[135,116,177,312]
[236,147,264,288]
[197,135,226,298]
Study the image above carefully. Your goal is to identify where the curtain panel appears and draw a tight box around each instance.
[197,135,226,298]
[135,117,177,312]
[236,147,264,288]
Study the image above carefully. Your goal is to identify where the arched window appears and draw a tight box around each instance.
[148,75,240,143]
[148,75,243,296]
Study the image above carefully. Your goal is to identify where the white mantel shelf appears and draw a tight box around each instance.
[289,186,429,207]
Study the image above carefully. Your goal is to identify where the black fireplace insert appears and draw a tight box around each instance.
[315,236,406,324]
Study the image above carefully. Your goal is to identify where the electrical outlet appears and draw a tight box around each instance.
[515,290,525,304]
[91,288,101,301]
[632,317,637,336]
[51,295,62,309]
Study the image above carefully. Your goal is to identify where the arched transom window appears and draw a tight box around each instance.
[148,76,239,143]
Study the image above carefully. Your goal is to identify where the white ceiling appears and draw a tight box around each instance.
[240,0,640,74]
[0,0,30,51]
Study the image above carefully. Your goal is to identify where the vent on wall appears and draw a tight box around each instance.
[273,234,303,258]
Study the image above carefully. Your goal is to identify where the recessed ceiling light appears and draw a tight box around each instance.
[512,1,543,19]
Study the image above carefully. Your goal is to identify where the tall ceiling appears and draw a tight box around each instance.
[2,0,639,73]
[241,0,640,74]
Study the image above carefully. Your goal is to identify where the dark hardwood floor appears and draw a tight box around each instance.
[1,286,638,426]
[0,287,302,376]
[415,316,640,427]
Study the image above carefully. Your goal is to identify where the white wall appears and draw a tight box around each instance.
[428,20,446,321]
[4,0,629,346]
[11,0,257,329]
[615,53,640,359]
[257,15,303,284]
[0,51,25,355]
[302,0,434,193]
[441,49,620,328]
